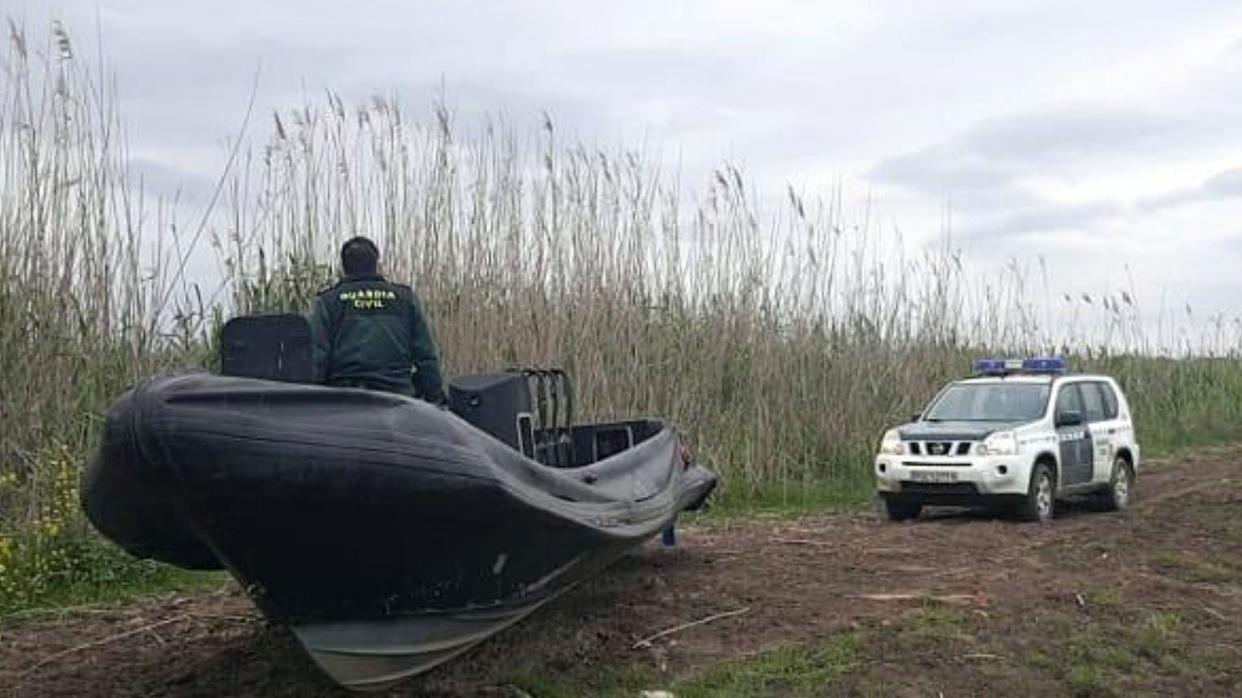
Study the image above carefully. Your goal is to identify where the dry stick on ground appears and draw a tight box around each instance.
[1202,607,1230,622]
[862,548,915,555]
[0,602,120,623]
[188,612,258,623]
[849,593,977,605]
[773,538,835,547]
[20,615,191,676]
[632,607,751,649]
[144,627,168,647]
[929,566,977,579]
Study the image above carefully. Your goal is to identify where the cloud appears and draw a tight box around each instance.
[1205,167,1242,195]
[871,143,1020,196]
[958,199,1121,241]
[869,101,1241,245]
[871,105,1188,198]
[966,108,1181,165]
[128,157,220,206]
[1139,166,1242,211]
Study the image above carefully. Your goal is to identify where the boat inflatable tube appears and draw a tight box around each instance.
[82,372,716,690]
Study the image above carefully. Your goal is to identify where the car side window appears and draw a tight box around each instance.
[1080,382,1107,423]
[1055,383,1084,421]
[1097,383,1119,419]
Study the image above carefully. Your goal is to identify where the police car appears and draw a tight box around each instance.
[874,357,1139,522]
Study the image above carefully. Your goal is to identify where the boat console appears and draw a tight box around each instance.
[447,369,659,468]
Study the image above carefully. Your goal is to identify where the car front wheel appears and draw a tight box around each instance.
[880,495,922,522]
[1019,462,1056,523]
[1099,456,1134,512]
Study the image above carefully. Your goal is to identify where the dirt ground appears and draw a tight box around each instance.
[3,447,1240,697]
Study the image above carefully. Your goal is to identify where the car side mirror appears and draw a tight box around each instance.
[910,413,923,423]
[1056,409,1083,427]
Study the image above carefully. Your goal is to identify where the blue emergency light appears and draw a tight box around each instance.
[1022,357,1068,374]
[974,358,1020,375]
[973,356,1068,376]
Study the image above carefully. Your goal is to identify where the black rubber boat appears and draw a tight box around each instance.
[81,315,716,690]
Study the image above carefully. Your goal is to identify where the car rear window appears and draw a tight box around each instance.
[1080,382,1107,422]
[1097,382,1119,419]
[1055,383,1085,424]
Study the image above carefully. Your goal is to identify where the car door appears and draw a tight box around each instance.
[1054,382,1093,487]
[1080,381,1113,483]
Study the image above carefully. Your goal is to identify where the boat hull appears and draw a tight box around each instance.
[83,373,715,689]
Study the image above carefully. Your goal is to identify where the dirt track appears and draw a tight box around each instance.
[3,448,1240,697]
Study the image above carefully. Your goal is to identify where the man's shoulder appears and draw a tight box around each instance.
[315,278,343,297]
[386,281,416,299]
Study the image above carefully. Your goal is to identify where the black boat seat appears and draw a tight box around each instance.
[221,313,314,383]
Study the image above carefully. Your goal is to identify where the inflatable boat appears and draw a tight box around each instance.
[82,315,716,690]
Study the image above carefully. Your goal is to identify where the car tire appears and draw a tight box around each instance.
[1099,456,1134,512]
[881,495,922,522]
[1019,462,1056,523]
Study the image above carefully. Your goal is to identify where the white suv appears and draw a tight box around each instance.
[874,358,1140,523]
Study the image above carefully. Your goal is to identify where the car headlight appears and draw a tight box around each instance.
[879,429,906,455]
[978,431,1018,456]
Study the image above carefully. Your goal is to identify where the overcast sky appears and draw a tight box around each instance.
[12,0,1242,328]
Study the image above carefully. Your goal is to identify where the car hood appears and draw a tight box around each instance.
[898,421,1026,442]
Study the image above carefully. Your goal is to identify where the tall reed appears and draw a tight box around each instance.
[0,23,199,606]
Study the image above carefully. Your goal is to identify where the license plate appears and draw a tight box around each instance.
[910,470,957,483]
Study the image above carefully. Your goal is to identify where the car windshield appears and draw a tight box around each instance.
[923,382,1050,422]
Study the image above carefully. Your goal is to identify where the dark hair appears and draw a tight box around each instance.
[341,236,379,275]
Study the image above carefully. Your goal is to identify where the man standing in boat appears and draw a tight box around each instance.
[310,237,446,404]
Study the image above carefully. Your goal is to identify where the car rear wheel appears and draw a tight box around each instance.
[881,495,922,522]
[1099,456,1133,512]
[1019,462,1056,523]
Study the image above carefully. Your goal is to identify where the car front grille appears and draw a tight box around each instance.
[900,481,980,496]
[906,441,974,457]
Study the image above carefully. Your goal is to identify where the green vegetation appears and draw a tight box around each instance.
[3,21,1242,613]
[674,635,860,698]
[504,604,1237,698]
[1150,551,1241,584]
[0,438,218,616]
[503,636,865,698]
[1084,587,1125,610]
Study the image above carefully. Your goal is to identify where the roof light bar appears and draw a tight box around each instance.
[973,356,1068,376]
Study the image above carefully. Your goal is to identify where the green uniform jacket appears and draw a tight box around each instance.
[309,273,445,402]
